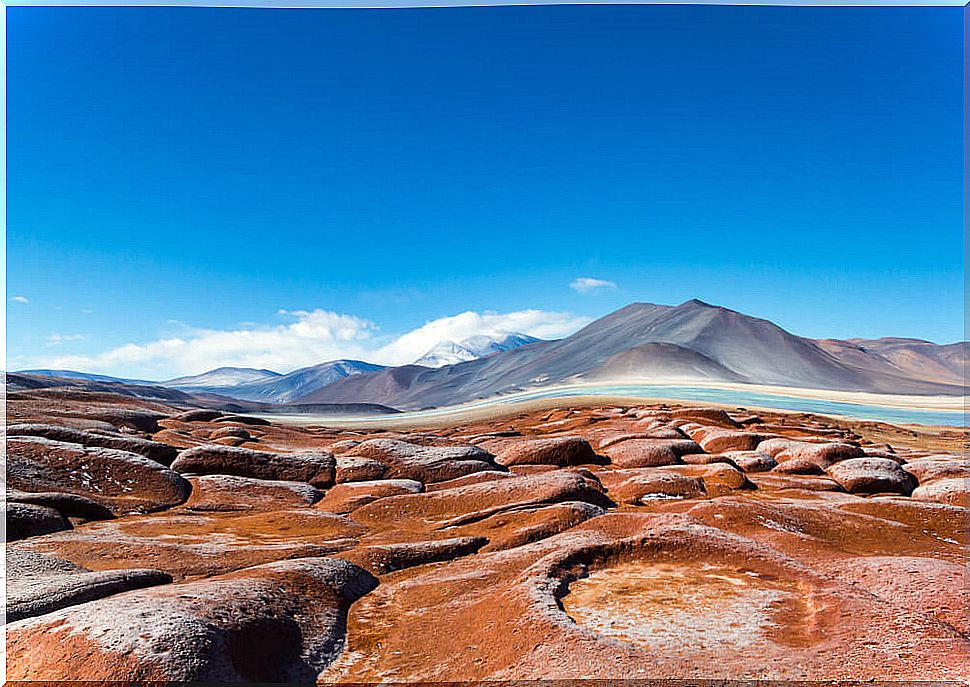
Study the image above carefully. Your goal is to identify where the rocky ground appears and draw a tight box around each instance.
[5,386,969,681]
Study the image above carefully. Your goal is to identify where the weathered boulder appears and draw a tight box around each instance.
[210,426,252,441]
[773,441,865,469]
[597,432,699,453]
[348,439,498,483]
[669,407,739,427]
[7,437,191,515]
[335,455,389,483]
[602,439,681,468]
[6,557,378,682]
[351,471,613,530]
[183,475,322,512]
[318,479,424,514]
[680,452,738,467]
[723,450,777,473]
[609,471,707,504]
[7,490,114,521]
[172,445,335,488]
[688,427,763,453]
[86,409,166,433]
[329,439,361,453]
[174,409,224,422]
[665,463,751,496]
[903,457,970,484]
[342,536,487,574]
[911,478,970,508]
[757,436,826,457]
[214,414,271,426]
[7,423,179,465]
[773,458,825,475]
[462,501,606,552]
[629,424,686,439]
[826,458,917,495]
[7,548,170,622]
[492,436,599,467]
[425,470,512,491]
[6,502,71,540]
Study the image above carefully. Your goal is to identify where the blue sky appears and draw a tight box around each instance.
[7,5,964,378]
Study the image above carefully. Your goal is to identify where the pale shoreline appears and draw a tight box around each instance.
[259,379,967,429]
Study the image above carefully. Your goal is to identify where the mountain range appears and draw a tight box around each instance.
[17,300,967,411]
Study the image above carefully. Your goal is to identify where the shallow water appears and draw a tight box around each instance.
[511,384,966,426]
[278,383,965,427]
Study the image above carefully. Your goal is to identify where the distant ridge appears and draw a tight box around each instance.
[296,299,967,409]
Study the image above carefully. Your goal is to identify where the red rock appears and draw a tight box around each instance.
[773,458,825,475]
[7,437,191,515]
[351,472,613,530]
[335,455,389,483]
[174,409,224,422]
[680,452,738,467]
[493,436,599,467]
[214,414,271,426]
[688,427,763,453]
[6,548,171,622]
[469,501,606,552]
[183,475,322,512]
[723,450,777,472]
[425,470,512,491]
[902,456,970,484]
[341,537,487,574]
[774,441,865,469]
[5,502,71,540]
[172,445,335,488]
[7,423,180,465]
[669,407,739,427]
[826,458,916,495]
[911,478,970,508]
[602,439,680,468]
[6,557,378,682]
[7,490,114,522]
[609,471,707,504]
[348,439,498,483]
[318,479,424,514]
[210,426,251,441]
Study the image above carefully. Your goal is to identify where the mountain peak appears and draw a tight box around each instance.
[415,331,540,368]
[680,298,716,308]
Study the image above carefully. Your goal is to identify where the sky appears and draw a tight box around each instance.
[6,5,965,379]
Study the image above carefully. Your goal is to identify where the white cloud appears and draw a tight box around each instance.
[569,277,617,294]
[47,334,86,345]
[10,295,29,304]
[36,308,590,379]
[42,310,377,379]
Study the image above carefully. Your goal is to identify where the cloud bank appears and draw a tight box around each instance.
[37,308,590,380]
[569,277,617,294]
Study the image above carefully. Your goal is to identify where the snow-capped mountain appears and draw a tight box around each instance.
[415,332,540,368]
[164,367,282,391]
[223,360,386,403]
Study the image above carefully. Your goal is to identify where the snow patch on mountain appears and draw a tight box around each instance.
[164,366,282,389]
[415,332,540,368]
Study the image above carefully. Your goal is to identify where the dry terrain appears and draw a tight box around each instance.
[5,385,969,681]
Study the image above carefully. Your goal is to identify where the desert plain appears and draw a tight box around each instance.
[4,382,969,682]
